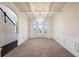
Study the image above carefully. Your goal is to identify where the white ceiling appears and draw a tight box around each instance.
[29,2,52,19]
[13,2,66,19]
[13,2,31,12]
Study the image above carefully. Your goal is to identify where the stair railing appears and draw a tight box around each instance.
[0,8,17,33]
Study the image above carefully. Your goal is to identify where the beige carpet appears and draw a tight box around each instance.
[5,37,74,57]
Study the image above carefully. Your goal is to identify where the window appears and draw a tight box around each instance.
[33,19,47,33]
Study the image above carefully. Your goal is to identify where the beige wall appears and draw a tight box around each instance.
[18,13,28,45]
[52,2,79,56]
[0,19,17,47]
[53,3,79,37]
[28,18,33,38]
[47,18,53,38]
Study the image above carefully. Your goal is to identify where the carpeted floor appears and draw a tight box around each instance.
[5,37,74,57]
